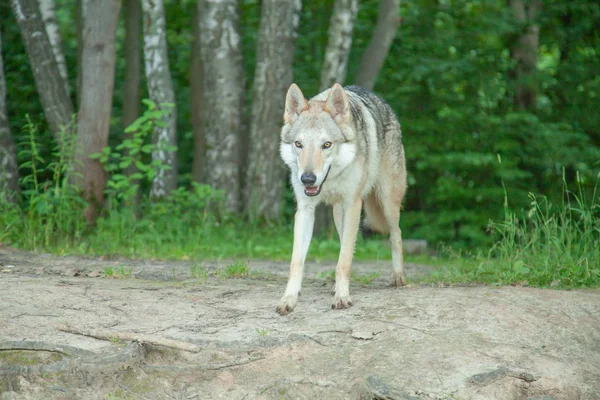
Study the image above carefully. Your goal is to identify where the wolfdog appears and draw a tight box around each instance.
[277,83,407,315]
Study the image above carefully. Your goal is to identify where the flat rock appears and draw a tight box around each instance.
[0,248,599,399]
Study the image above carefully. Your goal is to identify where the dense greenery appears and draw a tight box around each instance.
[1,0,599,287]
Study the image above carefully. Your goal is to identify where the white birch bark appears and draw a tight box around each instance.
[39,0,69,96]
[315,0,358,234]
[320,0,358,91]
[142,0,178,200]
[199,0,245,212]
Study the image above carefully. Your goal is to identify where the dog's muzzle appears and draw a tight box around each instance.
[303,167,331,197]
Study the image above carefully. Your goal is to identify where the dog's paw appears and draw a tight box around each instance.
[393,271,406,287]
[331,295,353,310]
[276,294,298,315]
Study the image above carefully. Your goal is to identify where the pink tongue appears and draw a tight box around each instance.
[305,186,319,194]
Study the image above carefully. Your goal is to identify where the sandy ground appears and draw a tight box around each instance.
[0,247,599,400]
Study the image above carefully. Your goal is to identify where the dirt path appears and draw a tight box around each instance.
[1,248,599,400]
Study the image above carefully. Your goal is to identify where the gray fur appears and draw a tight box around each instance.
[277,83,408,315]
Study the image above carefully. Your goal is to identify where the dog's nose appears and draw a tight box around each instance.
[301,172,317,185]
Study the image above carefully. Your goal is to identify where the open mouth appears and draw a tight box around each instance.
[304,185,321,196]
[303,167,331,197]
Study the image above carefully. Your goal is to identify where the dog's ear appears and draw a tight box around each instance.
[284,84,308,124]
[324,83,350,124]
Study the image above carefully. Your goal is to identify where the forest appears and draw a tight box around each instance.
[0,0,598,287]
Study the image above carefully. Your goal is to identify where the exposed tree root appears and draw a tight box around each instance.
[58,325,202,353]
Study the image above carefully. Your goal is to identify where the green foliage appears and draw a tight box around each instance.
[420,174,600,288]
[0,112,391,261]
[0,118,86,250]
[365,0,600,248]
[91,99,174,205]
[488,174,600,287]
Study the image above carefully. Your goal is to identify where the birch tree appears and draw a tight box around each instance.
[11,0,74,149]
[122,0,143,203]
[355,0,401,90]
[190,4,205,183]
[0,32,19,203]
[315,0,358,234]
[39,0,69,96]
[142,0,178,199]
[199,0,245,212]
[509,0,542,111]
[244,0,302,220]
[73,0,121,223]
[320,0,358,91]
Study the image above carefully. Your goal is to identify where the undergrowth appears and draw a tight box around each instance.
[420,172,600,288]
[1,115,598,289]
[0,112,393,262]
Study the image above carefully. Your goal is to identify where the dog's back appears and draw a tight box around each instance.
[335,86,407,234]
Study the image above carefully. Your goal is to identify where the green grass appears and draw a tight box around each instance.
[352,271,381,285]
[316,270,336,280]
[74,215,395,262]
[417,175,600,289]
[190,264,209,279]
[103,266,133,279]
[256,328,270,337]
[219,261,249,278]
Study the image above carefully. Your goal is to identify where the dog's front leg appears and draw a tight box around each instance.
[276,203,315,315]
[332,197,362,309]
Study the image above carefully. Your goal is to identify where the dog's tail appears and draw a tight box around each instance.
[362,192,390,234]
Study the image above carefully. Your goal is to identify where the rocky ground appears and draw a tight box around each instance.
[1,247,599,400]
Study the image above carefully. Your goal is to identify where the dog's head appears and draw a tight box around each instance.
[280,83,357,197]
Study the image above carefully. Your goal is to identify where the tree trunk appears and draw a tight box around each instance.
[0,31,20,203]
[73,0,121,224]
[320,0,358,90]
[244,0,302,220]
[76,0,87,107]
[509,0,541,111]
[11,0,74,149]
[39,0,69,96]
[122,0,143,204]
[199,0,245,212]
[355,0,401,91]
[315,0,358,235]
[190,4,205,183]
[142,0,178,200]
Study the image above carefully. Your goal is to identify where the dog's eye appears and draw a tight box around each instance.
[294,141,303,148]
[322,141,332,149]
